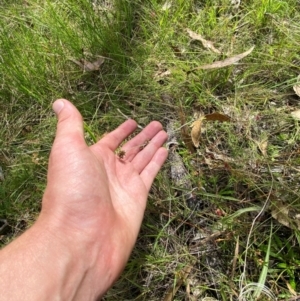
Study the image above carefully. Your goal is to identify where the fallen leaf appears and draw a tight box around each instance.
[205,112,231,122]
[291,109,300,120]
[189,46,255,72]
[271,202,300,230]
[70,57,105,71]
[190,112,230,148]
[190,117,205,148]
[178,106,196,153]
[187,29,221,54]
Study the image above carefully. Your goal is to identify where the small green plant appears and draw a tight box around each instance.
[268,232,300,292]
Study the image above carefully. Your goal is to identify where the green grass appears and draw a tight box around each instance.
[1,0,300,299]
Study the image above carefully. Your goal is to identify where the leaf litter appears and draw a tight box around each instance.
[190,117,205,148]
[186,28,221,54]
[70,56,105,71]
[189,45,255,72]
[190,113,231,148]
[271,202,300,230]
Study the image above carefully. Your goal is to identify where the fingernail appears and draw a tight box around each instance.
[53,99,64,115]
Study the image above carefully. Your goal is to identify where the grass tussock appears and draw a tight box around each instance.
[1,0,300,300]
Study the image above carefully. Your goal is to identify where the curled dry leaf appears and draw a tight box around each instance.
[178,106,196,153]
[291,109,300,120]
[190,117,205,148]
[189,46,255,72]
[70,57,105,71]
[190,113,231,148]
[205,112,231,122]
[187,28,221,54]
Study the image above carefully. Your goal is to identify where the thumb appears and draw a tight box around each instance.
[52,99,85,148]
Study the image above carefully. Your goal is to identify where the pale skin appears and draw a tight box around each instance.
[0,99,168,300]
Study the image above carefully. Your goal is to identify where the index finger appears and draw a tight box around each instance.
[97,119,137,151]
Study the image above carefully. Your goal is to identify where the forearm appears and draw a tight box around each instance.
[0,217,110,301]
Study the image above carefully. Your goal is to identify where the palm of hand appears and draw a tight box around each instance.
[41,100,168,274]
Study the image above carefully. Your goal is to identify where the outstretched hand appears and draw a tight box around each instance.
[40,99,168,296]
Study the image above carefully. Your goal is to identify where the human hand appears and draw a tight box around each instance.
[40,99,168,297]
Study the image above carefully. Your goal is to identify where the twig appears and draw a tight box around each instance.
[117,109,143,129]
[231,236,239,280]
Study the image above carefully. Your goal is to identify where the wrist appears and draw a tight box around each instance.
[35,210,129,300]
[0,216,96,301]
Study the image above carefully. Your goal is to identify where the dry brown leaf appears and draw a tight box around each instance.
[178,106,196,153]
[190,113,230,148]
[291,109,300,120]
[163,265,193,301]
[205,112,231,122]
[271,202,300,230]
[190,117,205,148]
[70,57,105,71]
[187,28,221,54]
[189,46,255,72]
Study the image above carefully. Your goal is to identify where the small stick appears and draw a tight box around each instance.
[117,109,143,129]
